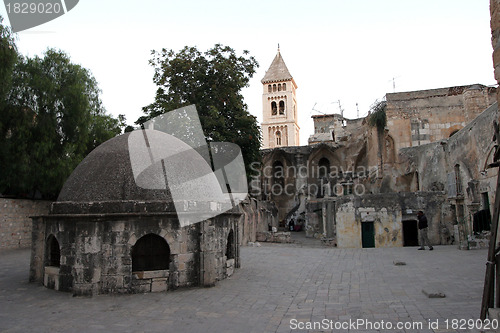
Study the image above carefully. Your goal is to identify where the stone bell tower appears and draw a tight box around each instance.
[261,48,299,149]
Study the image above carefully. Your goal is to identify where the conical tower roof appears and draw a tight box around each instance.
[261,50,293,83]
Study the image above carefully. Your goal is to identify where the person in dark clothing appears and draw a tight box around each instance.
[417,211,433,250]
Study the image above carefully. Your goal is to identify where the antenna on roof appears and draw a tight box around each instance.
[311,102,320,114]
[277,43,280,52]
[388,76,401,92]
[356,103,359,118]
[337,100,344,118]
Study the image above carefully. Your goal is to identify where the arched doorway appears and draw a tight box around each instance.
[132,234,170,272]
[226,230,235,260]
[46,234,60,267]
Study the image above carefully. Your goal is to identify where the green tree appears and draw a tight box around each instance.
[138,44,261,176]
[0,30,124,198]
[0,16,17,106]
[0,16,27,196]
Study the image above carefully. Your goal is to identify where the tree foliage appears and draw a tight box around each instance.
[368,100,387,131]
[138,44,262,176]
[0,17,124,199]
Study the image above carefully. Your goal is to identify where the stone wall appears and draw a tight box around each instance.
[0,198,51,250]
[399,103,499,249]
[30,209,240,296]
[238,198,278,245]
[386,85,496,152]
[492,0,500,104]
[334,192,449,248]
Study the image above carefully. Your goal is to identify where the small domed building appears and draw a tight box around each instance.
[29,132,240,296]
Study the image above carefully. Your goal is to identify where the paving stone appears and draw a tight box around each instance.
[0,235,489,333]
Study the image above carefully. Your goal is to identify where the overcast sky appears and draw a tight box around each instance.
[1,0,497,145]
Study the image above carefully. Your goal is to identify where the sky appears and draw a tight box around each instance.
[0,0,497,146]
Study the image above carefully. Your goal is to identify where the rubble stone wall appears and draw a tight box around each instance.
[335,192,449,248]
[0,198,51,250]
[492,0,500,103]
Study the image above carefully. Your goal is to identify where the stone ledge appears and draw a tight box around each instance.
[133,270,169,279]
[256,231,292,243]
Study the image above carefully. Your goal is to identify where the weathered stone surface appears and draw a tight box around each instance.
[256,231,292,243]
[151,279,168,292]
[422,289,446,298]
[57,133,173,203]
[30,132,241,296]
[133,270,168,279]
[0,198,50,250]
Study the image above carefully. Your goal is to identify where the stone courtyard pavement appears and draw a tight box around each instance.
[0,236,490,333]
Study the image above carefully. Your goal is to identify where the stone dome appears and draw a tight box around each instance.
[57,132,172,203]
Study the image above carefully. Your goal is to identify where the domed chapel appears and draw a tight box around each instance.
[29,128,241,296]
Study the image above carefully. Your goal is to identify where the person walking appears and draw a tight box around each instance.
[417,211,433,250]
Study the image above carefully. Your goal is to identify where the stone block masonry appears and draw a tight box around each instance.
[0,198,51,250]
[492,0,500,103]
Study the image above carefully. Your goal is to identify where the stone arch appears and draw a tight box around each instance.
[262,149,294,198]
[278,83,282,92]
[354,143,368,176]
[308,145,341,196]
[279,100,285,115]
[268,84,272,93]
[447,125,463,138]
[226,229,235,260]
[272,160,285,187]
[129,230,177,254]
[308,145,340,178]
[454,163,463,196]
[481,142,497,172]
[271,101,277,115]
[318,157,330,178]
[384,135,396,164]
[276,130,282,146]
[273,84,277,92]
[282,82,286,91]
[131,233,171,272]
[45,234,60,267]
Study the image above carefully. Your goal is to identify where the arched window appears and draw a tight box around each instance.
[272,160,284,187]
[318,157,330,179]
[276,131,282,146]
[271,101,277,115]
[268,85,272,93]
[226,230,235,259]
[132,234,170,272]
[283,83,286,91]
[385,135,395,163]
[454,164,463,195]
[273,84,277,92]
[279,101,285,115]
[46,235,60,267]
[278,83,282,91]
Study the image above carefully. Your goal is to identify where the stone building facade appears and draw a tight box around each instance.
[385,85,496,151]
[30,133,240,295]
[492,0,500,105]
[254,82,498,249]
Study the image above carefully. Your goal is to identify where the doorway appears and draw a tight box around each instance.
[361,222,375,248]
[402,220,419,246]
